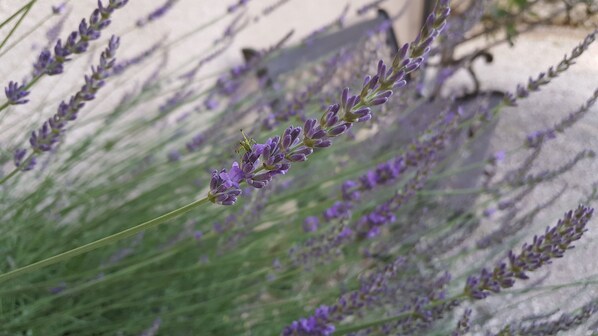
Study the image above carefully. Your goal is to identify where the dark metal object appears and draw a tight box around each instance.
[242,10,399,82]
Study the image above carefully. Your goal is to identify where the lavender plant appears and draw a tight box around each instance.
[0,0,597,335]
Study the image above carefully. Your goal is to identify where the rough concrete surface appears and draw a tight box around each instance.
[447,26,598,334]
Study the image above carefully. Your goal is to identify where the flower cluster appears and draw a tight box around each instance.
[465,205,594,300]
[355,161,433,238]
[31,0,127,78]
[208,0,451,205]
[14,36,120,171]
[282,305,336,336]
[4,81,29,105]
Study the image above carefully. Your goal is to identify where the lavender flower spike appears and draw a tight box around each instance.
[136,0,178,27]
[465,205,594,300]
[31,0,128,77]
[13,149,36,171]
[207,0,451,206]
[4,81,29,105]
[23,36,119,169]
[227,0,250,14]
[504,28,597,106]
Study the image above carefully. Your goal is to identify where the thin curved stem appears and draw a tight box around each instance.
[0,1,36,52]
[0,196,210,284]
[0,168,19,186]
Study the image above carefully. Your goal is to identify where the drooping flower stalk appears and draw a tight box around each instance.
[208,0,452,206]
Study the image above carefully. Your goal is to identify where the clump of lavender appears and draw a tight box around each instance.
[208,0,451,205]
[136,0,178,27]
[14,36,120,172]
[465,205,593,300]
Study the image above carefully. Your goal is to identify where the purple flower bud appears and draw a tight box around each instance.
[314,139,332,148]
[370,97,388,106]
[328,123,350,137]
[303,216,319,232]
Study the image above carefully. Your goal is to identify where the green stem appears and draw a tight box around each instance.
[0,12,54,58]
[0,196,210,284]
[0,1,33,31]
[0,1,35,52]
[0,168,19,185]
